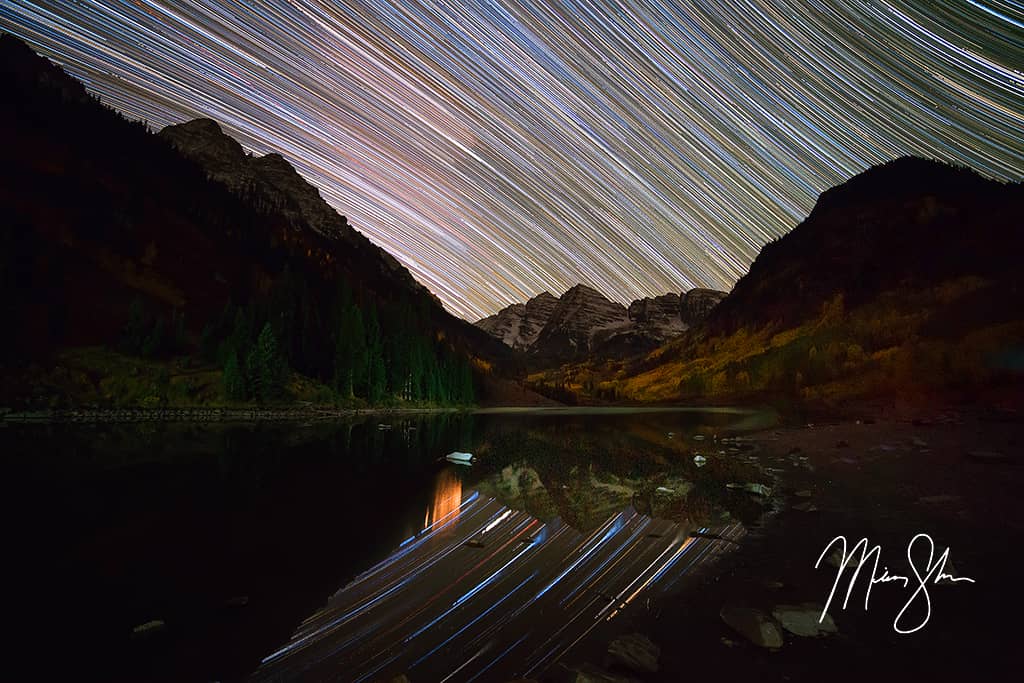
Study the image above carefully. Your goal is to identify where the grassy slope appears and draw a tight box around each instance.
[1,346,386,410]
[528,275,1024,408]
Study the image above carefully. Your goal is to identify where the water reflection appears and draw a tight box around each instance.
[4,407,776,681]
[254,407,776,682]
[425,468,463,529]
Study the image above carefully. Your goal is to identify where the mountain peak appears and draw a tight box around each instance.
[562,283,604,297]
[178,117,223,134]
[160,118,247,171]
[810,156,996,219]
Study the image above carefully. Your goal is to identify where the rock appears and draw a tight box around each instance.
[911,437,928,448]
[606,633,659,674]
[826,548,860,569]
[727,482,771,497]
[693,454,707,467]
[131,619,165,638]
[475,291,559,350]
[464,539,485,548]
[935,556,964,585]
[917,494,961,504]
[679,288,727,326]
[693,434,705,441]
[771,603,837,637]
[568,663,640,683]
[792,501,819,512]
[967,450,1009,463]
[720,606,784,648]
[794,490,814,498]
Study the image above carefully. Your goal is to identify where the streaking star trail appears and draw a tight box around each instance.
[1,1,1021,320]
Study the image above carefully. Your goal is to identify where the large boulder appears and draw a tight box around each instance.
[720,606,784,648]
[607,633,660,674]
[771,603,838,637]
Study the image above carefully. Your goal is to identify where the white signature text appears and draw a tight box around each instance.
[814,533,976,634]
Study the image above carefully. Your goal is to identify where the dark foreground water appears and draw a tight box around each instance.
[3,407,774,681]
[5,406,1021,681]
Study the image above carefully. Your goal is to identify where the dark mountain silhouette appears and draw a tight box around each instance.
[708,157,1024,335]
[0,34,513,405]
[527,159,1024,404]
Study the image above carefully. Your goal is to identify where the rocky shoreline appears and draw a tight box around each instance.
[0,405,464,423]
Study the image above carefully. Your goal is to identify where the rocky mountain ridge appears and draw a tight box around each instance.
[159,118,424,295]
[475,283,727,364]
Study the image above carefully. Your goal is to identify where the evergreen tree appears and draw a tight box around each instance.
[255,322,286,402]
[200,322,218,361]
[333,297,367,398]
[120,296,148,354]
[350,305,369,397]
[246,345,261,400]
[229,308,252,360]
[142,316,164,358]
[171,309,186,353]
[223,349,246,401]
[364,305,386,403]
[459,358,474,404]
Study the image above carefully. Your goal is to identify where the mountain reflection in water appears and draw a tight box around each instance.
[4,407,774,681]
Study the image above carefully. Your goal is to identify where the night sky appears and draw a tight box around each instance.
[2,1,1022,321]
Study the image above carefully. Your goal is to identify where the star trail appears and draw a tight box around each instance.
[1,1,1022,320]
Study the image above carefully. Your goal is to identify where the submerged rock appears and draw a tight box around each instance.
[967,450,1009,463]
[720,606,784,648]
[771,603,837,637]
[823,548,864,569]
[567,663,640,683]
[826,547,861,569]
[607,633,660,674]
[727,482,771,497]
[917,494,961,504]
[131,619,165,638]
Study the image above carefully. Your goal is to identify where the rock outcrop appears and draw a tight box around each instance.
[160,118,421,292]
[533,284,630,357]
[680,288,728,326]
[475,292,559,350]
[475,284,727,363]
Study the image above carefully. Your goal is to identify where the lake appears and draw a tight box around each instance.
[3,407,777,681]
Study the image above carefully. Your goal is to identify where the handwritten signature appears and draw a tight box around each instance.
[814,534,976,634]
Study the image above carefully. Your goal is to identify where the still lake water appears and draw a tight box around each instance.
[4,407,778,681]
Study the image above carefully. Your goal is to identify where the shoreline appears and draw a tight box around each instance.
[0,405,472,424]
[559,397,1022,681]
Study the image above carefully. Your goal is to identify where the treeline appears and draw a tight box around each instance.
[192,267,474,405]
